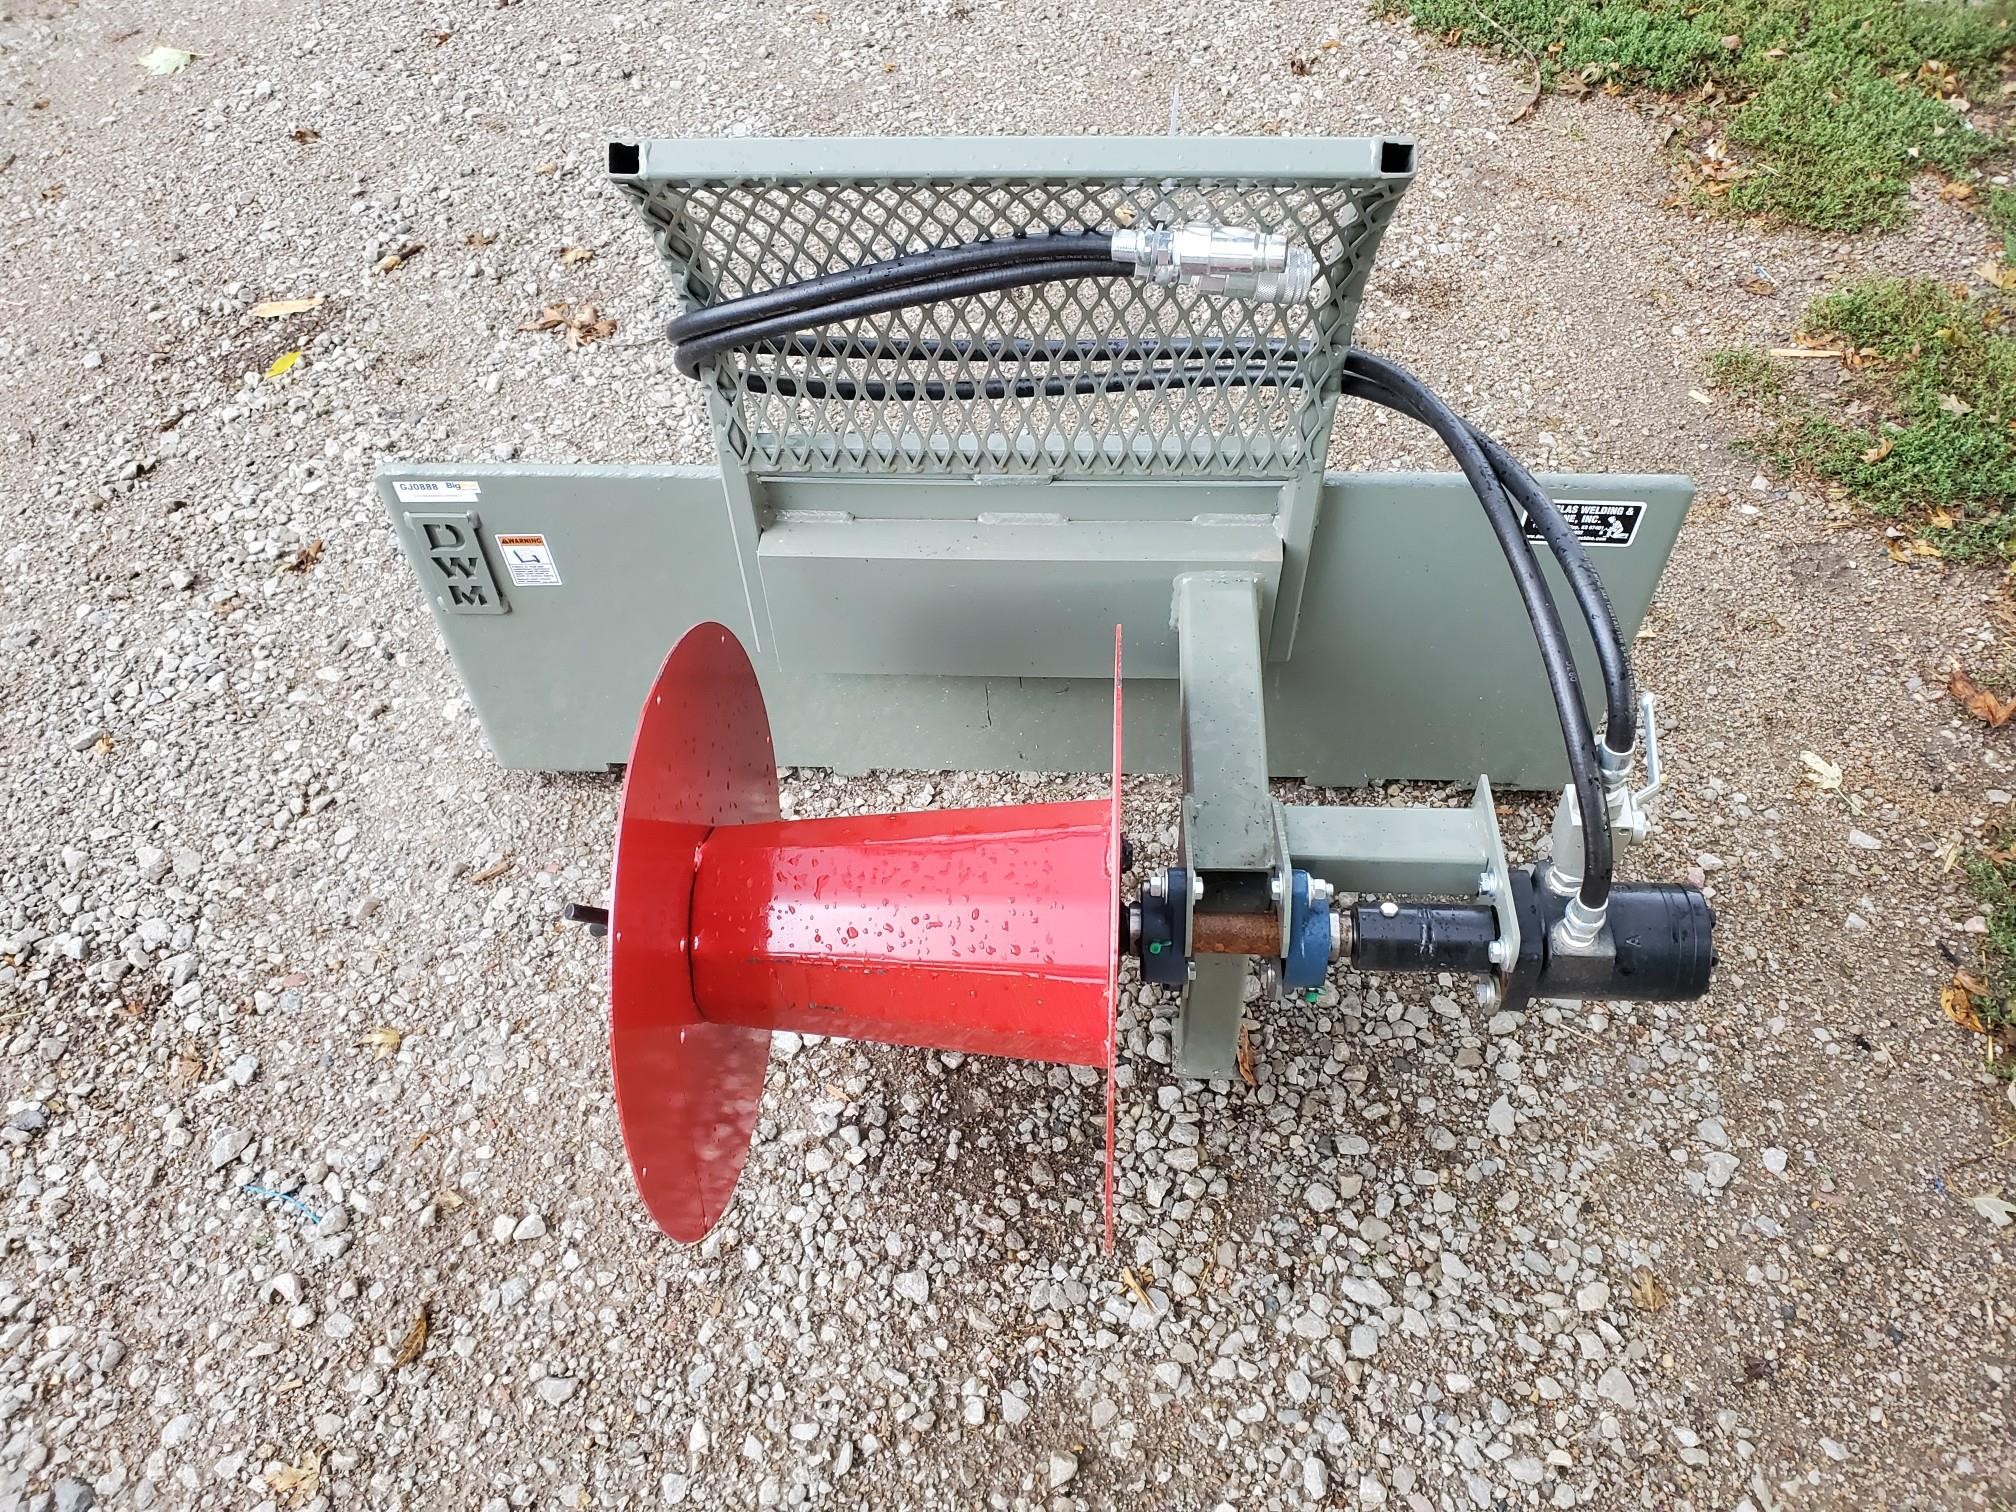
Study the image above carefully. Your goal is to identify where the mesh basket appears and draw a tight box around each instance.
[613,138,1414,480]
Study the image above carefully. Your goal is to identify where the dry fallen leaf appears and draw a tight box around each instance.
[1768,346,1844,360]
[290,127,321,144]
[518,301,618,349]
[1119,1267,1154,1311]
[466,230,499,247]
[1627,1267,1668,1312]
[360,1026,404,1059]
[1799,751,1843,790]
[392,1305,430,1368]
[1970,1191,2016,1228]
[264,349,301,381]
[283,539,324,574]
[264,1450,320,1505]
[1860,433,1894,465]
[251,297,325,319]
[1950,667,2016,728]
[1943,975,1987,1034]
[1236,1025,1258,1088]
[466,856,514,885]
[557,245,594,265]
[1938,391,1974,417]
[137,45,196,74]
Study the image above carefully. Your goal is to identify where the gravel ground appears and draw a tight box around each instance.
[4,1,2016,1509]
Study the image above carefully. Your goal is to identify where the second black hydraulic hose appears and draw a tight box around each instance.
[1342,350,1613,911]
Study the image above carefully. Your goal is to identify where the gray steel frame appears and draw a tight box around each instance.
[378,136,1697,1083]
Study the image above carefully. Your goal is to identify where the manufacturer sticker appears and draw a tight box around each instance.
[1523,498,1645,549]
[393,479,482,504]
[495,533,561,586]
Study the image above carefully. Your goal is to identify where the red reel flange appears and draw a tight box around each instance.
[608,623,1123,1244]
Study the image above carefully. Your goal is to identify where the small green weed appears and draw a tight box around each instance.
[1714,278,2016,558]
[1705,344,1783,399]
[1964,841,2016,1044]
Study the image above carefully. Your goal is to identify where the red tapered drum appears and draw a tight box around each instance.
[609,623,1123,1243]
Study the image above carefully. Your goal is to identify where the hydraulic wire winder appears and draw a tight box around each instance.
[378,137,1715,1243]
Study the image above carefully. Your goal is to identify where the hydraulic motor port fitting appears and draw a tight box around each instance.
[1524,865,1717,1004]
[1111,223,1318,305]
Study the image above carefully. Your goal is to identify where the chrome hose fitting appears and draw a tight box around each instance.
[1551,893,1607,955]
[1112,223,1318,304]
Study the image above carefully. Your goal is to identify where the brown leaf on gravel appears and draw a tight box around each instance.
[289,127,320,144]
[1978,262,2016,293]
[1236,1025,1257,1088]
[1627,1267,1668,1312]
[1949,667,2016,728]
[360,1026,404,1059]
[392,1305,430,1368]
[1120,1267,1153,1311]
[519,301,617,348]
[466,229,498,247]
[557,245,594,265]
[283,539,324,574]
[1738,273,1775,296]
[1943,975,1987,1034]
[264,1450,320,1506]
[466,856,514,885]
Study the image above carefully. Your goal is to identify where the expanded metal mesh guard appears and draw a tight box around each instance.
[613,139,1414,480]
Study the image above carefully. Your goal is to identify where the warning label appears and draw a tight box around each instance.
[1523,498,1644,549]
[494,533,561,586]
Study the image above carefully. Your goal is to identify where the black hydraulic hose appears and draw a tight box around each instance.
[740,363,1296,402]
[1469,427,1634,754]
[666,234,1116,348]
[672,258,1132,379]
[1341,362,1635,754]
[1341,350,1613,911]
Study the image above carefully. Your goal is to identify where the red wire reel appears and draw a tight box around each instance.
[606,622,1124,1244]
